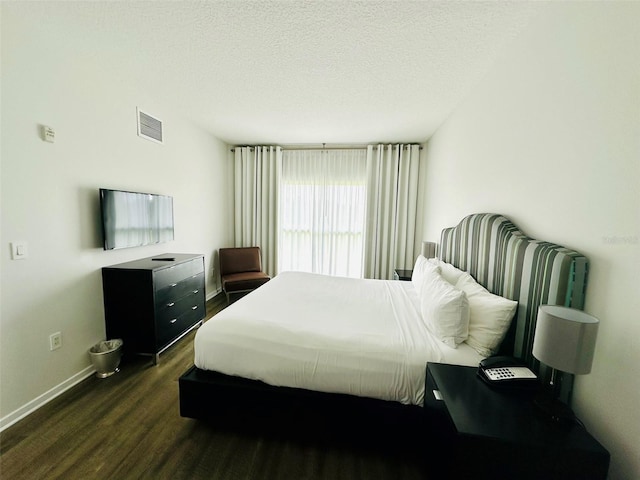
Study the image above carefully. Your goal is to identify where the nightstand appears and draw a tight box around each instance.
[393,268,413,281]
[425,363,609,480]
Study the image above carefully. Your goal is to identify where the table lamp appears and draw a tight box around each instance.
[421,241,437,259]
[532,305,599,423]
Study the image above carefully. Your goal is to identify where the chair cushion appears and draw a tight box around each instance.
[219,247,262,276]
[222,272,270,293]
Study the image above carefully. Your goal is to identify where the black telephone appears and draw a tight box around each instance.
[478,356,538,388]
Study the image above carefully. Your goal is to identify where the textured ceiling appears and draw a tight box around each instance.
[18,1,543,145]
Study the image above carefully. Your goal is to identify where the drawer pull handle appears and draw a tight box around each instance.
[191,305,198,310]
[167,302,175,307]
[170,319,177,324]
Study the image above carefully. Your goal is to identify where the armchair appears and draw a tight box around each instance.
[219,247,270,303]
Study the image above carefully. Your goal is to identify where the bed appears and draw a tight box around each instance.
[179,213,588,423]
[193,271,484,406]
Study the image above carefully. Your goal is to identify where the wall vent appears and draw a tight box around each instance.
[137,108,163,144]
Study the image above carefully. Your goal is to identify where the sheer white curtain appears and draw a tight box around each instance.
[364,144,421,279]
[233,146,281,277]
[279,149,367,278]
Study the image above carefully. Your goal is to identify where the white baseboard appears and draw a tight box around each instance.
[206,288,222,300]
[0,365,96,432]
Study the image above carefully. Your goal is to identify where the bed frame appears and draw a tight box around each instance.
[179,213,588,422]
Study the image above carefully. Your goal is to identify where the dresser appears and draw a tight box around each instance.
[102,253,206,364]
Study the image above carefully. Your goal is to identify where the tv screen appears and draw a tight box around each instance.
[99,188,174,250]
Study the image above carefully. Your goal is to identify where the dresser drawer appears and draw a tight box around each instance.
[156,301,204,348]
[155,272,204,307]
[154,258,204,289]
[156,290,203,324]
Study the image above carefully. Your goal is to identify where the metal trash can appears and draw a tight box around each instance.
[89,339,123,378]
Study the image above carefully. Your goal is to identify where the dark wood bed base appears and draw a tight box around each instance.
[179,213,588,424]
[179,365,425,429]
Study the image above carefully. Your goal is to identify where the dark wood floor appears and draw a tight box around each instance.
[0,294,429,480]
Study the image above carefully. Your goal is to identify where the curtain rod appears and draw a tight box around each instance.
[230,144,423,152]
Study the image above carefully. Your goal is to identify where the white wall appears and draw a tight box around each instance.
[421,3,639,479]
[0,4,233,425]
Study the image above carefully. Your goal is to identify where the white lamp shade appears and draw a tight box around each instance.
[532,305,599,375]
[421,241,437,259]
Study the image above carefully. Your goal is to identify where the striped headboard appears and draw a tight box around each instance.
[439,213,588,372]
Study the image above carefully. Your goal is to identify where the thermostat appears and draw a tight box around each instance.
[42,125,55,143]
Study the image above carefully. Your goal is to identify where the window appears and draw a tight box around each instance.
[278,149,367,278]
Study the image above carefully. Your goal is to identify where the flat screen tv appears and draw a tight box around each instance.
[99,188,174,250]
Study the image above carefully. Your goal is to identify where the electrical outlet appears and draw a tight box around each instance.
[50,332,62,351]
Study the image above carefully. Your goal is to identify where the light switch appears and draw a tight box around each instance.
[10,242,29,260]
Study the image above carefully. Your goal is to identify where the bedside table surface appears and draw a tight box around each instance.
[393,269,413,281]
[426,363,610,479]
[427,363,608,453]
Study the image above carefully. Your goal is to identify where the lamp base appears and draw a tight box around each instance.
[533,393,575,426]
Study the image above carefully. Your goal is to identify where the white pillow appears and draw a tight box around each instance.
[420,270,470,348]
[412,255,427,291]
[427,258,467,286]
[412,255,440,296]
[455,273,518,357]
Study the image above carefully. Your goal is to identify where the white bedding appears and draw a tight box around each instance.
[195,271,482,406]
